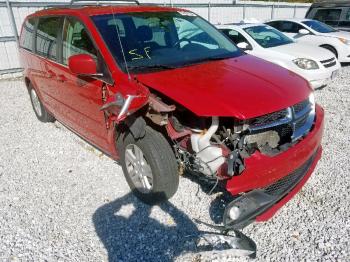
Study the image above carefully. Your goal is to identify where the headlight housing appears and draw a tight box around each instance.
[293,58,319,70]
[338,37,350,45]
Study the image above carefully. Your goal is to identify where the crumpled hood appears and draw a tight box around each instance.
[136,54,311,120]
[270,43,334,61]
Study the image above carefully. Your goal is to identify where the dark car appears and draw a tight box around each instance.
[306,0,350,31]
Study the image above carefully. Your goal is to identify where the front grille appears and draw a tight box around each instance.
[324,61,337,68]
[273,124,293,143]
[293,99,310,114]
[248,98,315,142]
[263,152,317,196]
[250,109,288,127]
[295,113,309,130]
[320,57,336,68]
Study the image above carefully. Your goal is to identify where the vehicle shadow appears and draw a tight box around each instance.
[93,192,200,262]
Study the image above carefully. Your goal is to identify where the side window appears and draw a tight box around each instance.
[36,17,61,60]
[345,8,350,21]
[266,21,281,31]
[279,21,303,33]
[20,18,35,51]
[222,29,250,45]
[314,8,342,26]
[62,17,97,65]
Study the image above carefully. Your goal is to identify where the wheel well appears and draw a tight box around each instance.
[320,44,338,58]
[24,77,31,90]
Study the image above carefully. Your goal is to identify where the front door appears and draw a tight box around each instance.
[54,16,110,151]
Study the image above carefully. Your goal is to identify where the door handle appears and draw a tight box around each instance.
[57,74,67,83]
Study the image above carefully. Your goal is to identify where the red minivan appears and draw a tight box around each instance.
[19,2,324,248]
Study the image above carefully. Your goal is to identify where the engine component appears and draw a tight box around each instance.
[245,130,280,150]
[190,117,225,176]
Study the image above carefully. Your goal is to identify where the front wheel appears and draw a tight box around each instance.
[117,126,179,205]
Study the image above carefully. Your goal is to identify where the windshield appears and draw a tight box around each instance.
[302,20,337,33]
[244,25,293,48]
[92,11,241,73]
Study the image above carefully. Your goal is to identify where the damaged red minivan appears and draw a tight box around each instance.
[19,1,324,251]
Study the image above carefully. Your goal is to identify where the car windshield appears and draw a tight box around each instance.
[92,11,241,73]
[244,25,293,48]
[302,20,337,33]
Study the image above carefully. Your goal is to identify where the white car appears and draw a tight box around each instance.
[217,23,341,89]
[266,19,350,63]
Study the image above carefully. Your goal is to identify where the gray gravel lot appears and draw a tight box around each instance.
[0,68,349,262]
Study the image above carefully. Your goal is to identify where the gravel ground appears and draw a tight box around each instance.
[0,68,349,262]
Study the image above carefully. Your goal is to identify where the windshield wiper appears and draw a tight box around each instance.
[128,64,178,71]
[188,55,234,66]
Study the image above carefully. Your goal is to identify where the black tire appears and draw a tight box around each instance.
[28,83,55,123]
[117,126,179,205]
[321,45,338,58]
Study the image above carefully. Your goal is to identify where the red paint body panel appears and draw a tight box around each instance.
[256,146,322,222]
[225,105,324,195]
[137,55,311,119]
[19,5,325,226]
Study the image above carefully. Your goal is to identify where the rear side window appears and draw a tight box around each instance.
[313,8,342,26]
[62,17,97,65]
[36,17,61,60]
[20,18,35,51]
[278,21,303,33]
[346,9,350,21]
[266,21,281,30]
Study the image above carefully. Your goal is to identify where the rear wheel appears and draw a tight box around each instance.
[28,84,55,123]
[118,126,179,205]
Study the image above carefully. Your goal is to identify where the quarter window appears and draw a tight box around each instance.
[62,17,97,65]
[36,17,61,60]
[20,18,35,51]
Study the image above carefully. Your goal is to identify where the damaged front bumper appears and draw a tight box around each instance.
[223,146,322,230]
[221,105,324,230]
[225,105,324,195]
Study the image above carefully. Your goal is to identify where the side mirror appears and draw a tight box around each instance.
[68,54,101,76]
[298,29,310,35]
[237,42,252,51]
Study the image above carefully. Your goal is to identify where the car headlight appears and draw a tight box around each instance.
[293,58,319,70]
[338,37,350,45]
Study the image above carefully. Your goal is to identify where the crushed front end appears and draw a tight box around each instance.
[155,92,324,230]
[140,89,324,255]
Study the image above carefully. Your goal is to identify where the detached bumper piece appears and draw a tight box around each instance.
[196,231,257,258]
[224,151,317,230]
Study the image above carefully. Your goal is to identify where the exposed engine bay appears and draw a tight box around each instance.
[144,93,315,184]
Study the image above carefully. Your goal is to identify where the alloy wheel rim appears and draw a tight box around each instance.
[30,89,42,117]
[125,144,153,193]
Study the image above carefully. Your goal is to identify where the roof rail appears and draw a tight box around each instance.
[70,0,140,6]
